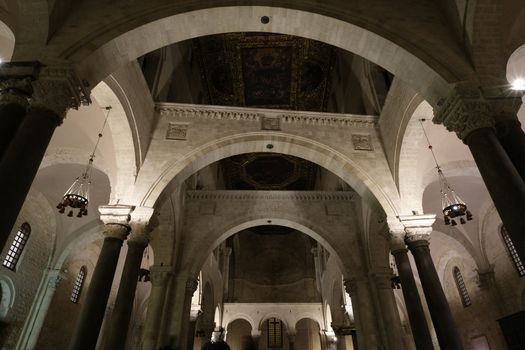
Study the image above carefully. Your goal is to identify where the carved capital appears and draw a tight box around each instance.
[398,214,434,243]
[99,204,134,225]
[343,278,358,297]
[129,207,157,244]
[149,265,172,287]
[103,223,130,241]
[0,77,33,107]
[30,66,90,119]
[433,85,495,140]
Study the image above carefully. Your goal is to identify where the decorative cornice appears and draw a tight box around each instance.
[433,85,494,140]
[186,190,355,201]
[99,204,134,225]
[30,66,91,118]
[156,103,377,128]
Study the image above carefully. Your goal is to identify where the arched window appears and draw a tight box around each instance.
[501,226,525,277]
[267,318,283,348]
[70,266,87,303]
[453,266,471,307]
[2,223,31,271]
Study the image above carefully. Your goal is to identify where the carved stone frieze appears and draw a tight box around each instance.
[186,190,354,201]
[157,102,377,128]
[30,66,91,119]
[433,86,495,140]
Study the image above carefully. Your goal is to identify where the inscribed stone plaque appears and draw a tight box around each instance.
[351,134,373,151]
[261,116,281,131]
[166,123,189,140]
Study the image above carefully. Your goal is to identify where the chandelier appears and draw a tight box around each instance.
[56,106,111,217]
[419,119,472,226]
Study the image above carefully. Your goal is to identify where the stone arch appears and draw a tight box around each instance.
[226,318,253,348]
[295,318,322,350]
[330,280,345,324]
[0,18,15,62]
[325,303,334,331]
[140,132,400,217]
[75,7,450,105]
[185,217,350,281]
[0,275,15,320]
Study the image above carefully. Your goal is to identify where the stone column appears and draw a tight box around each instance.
[251,330,261,350]
[141,265,172,350]
[186,309,202,350]
[343,278,380,349]
[0,63,37,160]
[69,205,132,350]
[220,246,232,297]
[161,277,199,349]
[104,207,155,350]
[388,228,434,350]
[434,87,525,264]
[402,215,463,350]
[372,268,405,350]
[288,332,296,350]
[0,66,90,253]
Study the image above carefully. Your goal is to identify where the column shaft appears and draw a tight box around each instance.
[408,240,463,350]
[0,107,60,250]
[0,103,26,160]
[392,249,434,350]
[69,234,126,350]
[465,127,525,263]
[344,279,380,349]
[496,118,525,182]
[141,267,170,350]
[104,239,148,350]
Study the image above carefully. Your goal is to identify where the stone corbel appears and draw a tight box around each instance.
[433,84,495,140]
[30,65,91,119]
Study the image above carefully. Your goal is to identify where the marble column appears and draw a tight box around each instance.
[402,215,463,350]
[69,205,132,350]
[104,232,150,350]
[496,116,525,182]
[344,278,381,349]
[141,265,172,350]
[0,67,90,253]
[434,88,525,264]
[389,230,434,350]
[372,268,405,350]
[0,74,33,160]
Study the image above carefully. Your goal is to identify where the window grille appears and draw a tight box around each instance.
[267,318,283,348]
[2,223,31,270]
[453,266,471,307]
[501,226,525,277]
[70,266,87,303]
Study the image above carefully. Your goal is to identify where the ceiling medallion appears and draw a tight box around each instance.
[419,119,472,226]
[56,106,112,218]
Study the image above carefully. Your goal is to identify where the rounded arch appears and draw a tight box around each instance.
[76,7,450,105]
[226,317,256,333]
[139,132,400,217]
[259,315,289,333]
[0,275,15,320]
[186,217,349,280]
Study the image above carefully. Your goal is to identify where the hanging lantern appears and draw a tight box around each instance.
[419,119,472,226]
[57,106,111,218]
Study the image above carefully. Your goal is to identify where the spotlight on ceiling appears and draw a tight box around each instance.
[510,78,525,91]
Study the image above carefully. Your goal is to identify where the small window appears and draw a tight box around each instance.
[267,318,283,348]
[2,223,31,271]
[453,266,471,307]
[501,226,525,277]
[70,266,87,303]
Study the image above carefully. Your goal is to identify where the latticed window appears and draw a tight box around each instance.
[453,266,471,307]
[70,266,87,303]
[2,223,31,271]
[267,318,283,348]
[501,226,525,277]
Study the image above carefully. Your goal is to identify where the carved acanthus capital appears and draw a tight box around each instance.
[129,206,157,245]
[149,265,172,287]
[30,66,91,119]
[99,204,134,240]
[0,77,33,107]
[433,85,495,140]
[398,214,434,243]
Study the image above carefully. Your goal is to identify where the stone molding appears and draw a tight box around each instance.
[186,190,355,201]
[99,204,134,225]
[30,66,91,118]
[433,86,495,140]
[157,103,377,128]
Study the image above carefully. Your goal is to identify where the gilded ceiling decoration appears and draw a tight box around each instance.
[195,32,334,111]
[222,153,317,190]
